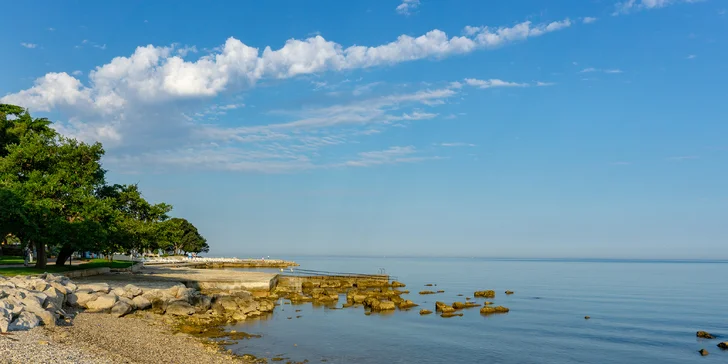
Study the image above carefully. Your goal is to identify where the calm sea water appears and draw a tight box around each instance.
[226,257,728,363]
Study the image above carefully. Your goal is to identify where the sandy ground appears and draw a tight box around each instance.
[0,311,245,364]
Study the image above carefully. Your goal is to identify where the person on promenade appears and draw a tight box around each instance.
[23,246,30,267]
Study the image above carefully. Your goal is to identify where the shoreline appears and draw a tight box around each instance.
[0,309,248,364]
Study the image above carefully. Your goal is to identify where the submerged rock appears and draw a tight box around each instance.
[584,316,591,320]
[419,291,436,295]
[419,309,433,315]
[697,331,715,339]
[699,349,709,356]
[474,290,495,298]
[424,284,434,287]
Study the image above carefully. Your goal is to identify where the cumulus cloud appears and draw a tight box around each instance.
[2,17,573,173]
[613,0,700,15]
[396,0,420,15]
[583,17,598,24]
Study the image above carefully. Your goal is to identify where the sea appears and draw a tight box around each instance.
[225,256,728,363]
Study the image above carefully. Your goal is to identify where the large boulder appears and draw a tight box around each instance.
[166,301,196,316]
[0,307,11,333]
[86,293,118,312]
[69,291,100,308]
[124,284,143,298]
[8,311,40,331]
[132,295,152,310]
[110,301,133,317]
[43,287,65,309]
[77,283,111,294]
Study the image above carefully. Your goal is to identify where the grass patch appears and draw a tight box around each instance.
[0,255,25,265]
[0,258,134,276]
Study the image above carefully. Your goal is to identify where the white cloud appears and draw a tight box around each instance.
[48,27,55,31]
[687,54,696,59]
[2,17,574,173]
[604,69,623,73]
[580,67,597,73]
[536,81,556,87]
[583,17,598,23]
[396,0,420,15]
[613,0,700,15]
[3,17,572,117]
[21,43,38,49]
[342,146,438,167]
[464,78,529,88]
[667,155,699,161]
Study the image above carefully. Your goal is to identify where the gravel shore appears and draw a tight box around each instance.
[0,310,244,364]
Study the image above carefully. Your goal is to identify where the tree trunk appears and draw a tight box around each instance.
[55,244,74,266]
[34,242,47,269]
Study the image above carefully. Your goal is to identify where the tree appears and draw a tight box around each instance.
[0,104,210,266]
[159,218,208,255]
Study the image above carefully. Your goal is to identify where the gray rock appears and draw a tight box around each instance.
[124,284,143,297]
[0,307,11,333]
[110,301,133,317]
[165,301,196,316]
[86,293,118,312]
[43,286,65,308]
[132,296,151,310]
[69,291,99,308]
[77,283,110,294]
[8,311,40,331]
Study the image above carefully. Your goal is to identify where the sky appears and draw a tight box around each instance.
[1,0,727,259]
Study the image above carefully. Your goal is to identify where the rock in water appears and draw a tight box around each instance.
[584,316,591,320]
[419,291,436,295]
[419,309,433,315]
[480,306,510,315]
[697,331,715,339]
[391,281,406,288]
[505,290,514,295]
[718,342,728,349]
[474,290,496,298]
[440,312,463,318]
[699,349,709,356]
[378,301,396,311]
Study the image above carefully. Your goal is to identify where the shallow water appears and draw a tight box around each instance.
[227,257,728,363]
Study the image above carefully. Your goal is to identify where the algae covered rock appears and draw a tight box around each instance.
[419,290,436,295]
[474,290,495,298]
[391,281,406,288]
[419,309,433,315]
[440,312,463,318]
[480,305,509,315]
[697,331,715,339]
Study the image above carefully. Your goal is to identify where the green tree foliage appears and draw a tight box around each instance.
[0,104,208,266]
[159,218,209,254]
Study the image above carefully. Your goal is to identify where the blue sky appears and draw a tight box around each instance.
[1,0,727,259]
